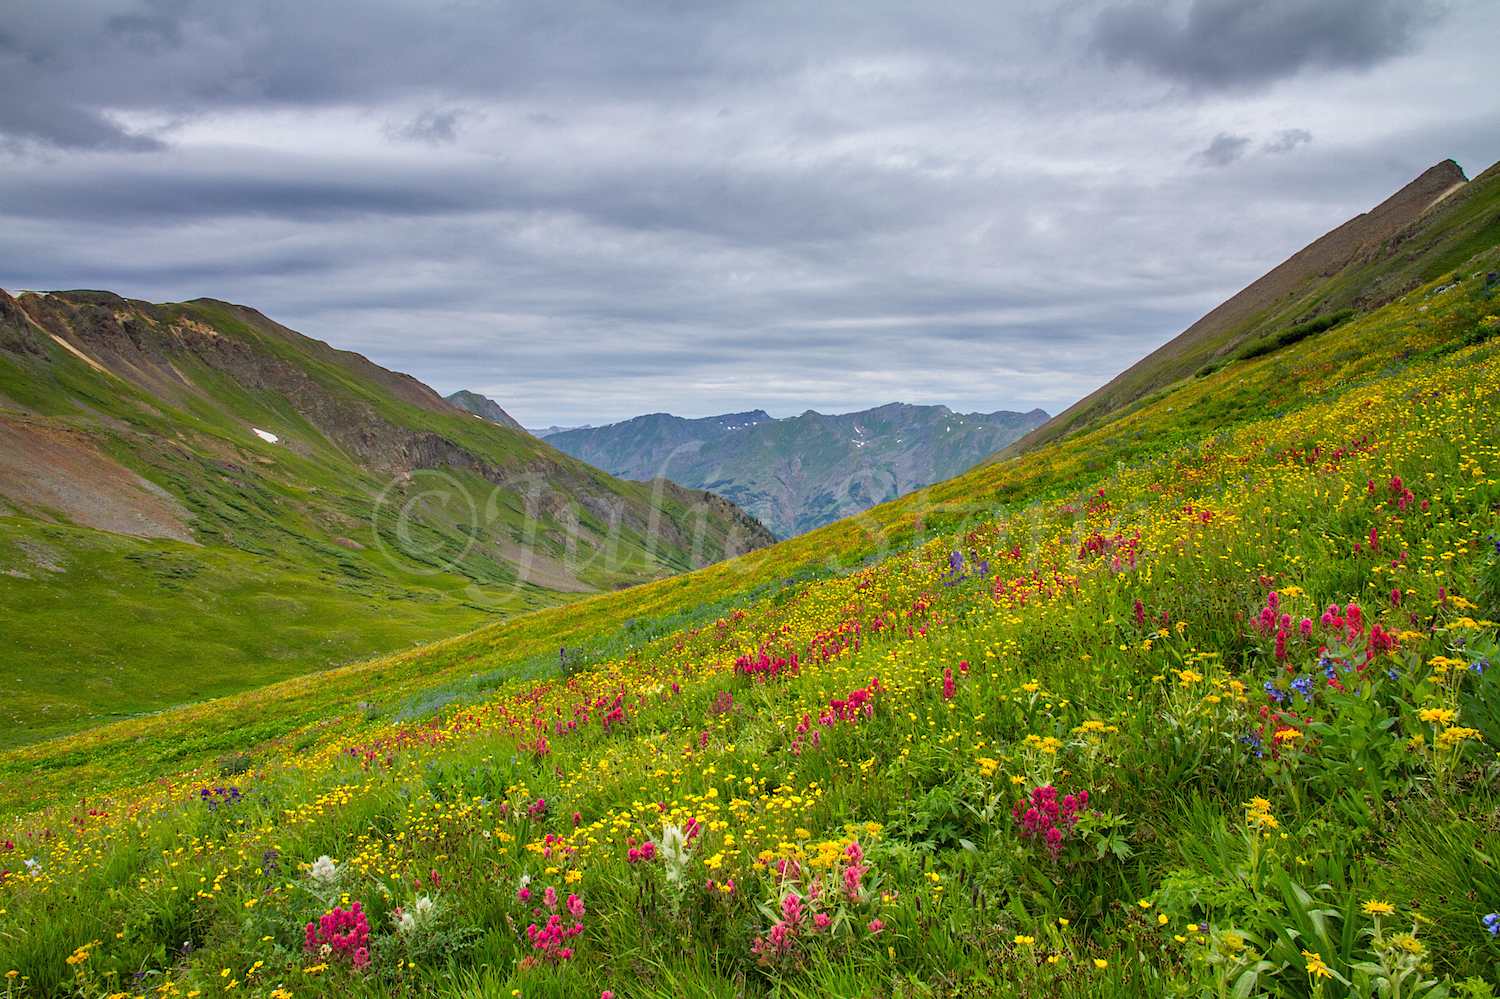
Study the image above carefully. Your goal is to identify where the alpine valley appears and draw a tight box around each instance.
[2,156,1500,999]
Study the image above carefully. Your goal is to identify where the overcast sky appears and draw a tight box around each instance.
[2,0,1497,427]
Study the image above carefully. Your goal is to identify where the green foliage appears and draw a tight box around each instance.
[1234,309,1356,362]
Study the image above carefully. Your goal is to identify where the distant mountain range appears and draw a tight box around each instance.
[536,403,1049,538]
[545,410,777,478]
[531,424,593,438]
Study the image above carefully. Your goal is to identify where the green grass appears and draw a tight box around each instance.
[0,517,532,749]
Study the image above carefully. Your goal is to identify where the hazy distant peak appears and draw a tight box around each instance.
[445,390,528,433]
[530,424,593,437]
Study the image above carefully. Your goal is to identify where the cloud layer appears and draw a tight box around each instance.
[2,0,1497,426]
[1093,0,1444,89]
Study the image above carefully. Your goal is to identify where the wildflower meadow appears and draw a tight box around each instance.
[3,268,1500,997]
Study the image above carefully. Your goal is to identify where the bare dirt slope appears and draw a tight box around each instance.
[0,417,195,543]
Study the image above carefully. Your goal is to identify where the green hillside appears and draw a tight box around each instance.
[0,291,774,748]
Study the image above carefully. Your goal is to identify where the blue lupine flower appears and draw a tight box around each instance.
[1483,913,1500,936]
[1475,658,1490,675]
[1290,675,1313,697]
[1262,681,1287,704]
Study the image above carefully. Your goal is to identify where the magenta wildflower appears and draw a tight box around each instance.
[304,902,371,967]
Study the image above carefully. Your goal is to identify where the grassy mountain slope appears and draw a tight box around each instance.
[1002,157,1500,458]
[4,159,1500,998]
[549,403,1049,538]
[0,290,774,748]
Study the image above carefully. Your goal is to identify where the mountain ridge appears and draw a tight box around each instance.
[445,390,528,433]
[999,157,1500,458]
[544,402,1049,538]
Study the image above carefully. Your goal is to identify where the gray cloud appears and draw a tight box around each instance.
[0,1,1496,427]
[386,109,467,146]
[1263,128,1312,153]
[1093,0,1444,89]
[0,92,165,151]
[1194,132,1252,166]
[0,0,755,150]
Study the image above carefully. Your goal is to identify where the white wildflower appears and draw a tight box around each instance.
[659,823,691,886]
[309,855,338,883]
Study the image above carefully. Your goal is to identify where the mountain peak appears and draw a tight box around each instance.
[445,390,528,433]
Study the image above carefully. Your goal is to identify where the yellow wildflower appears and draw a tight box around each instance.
[1303,950,1333,980]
